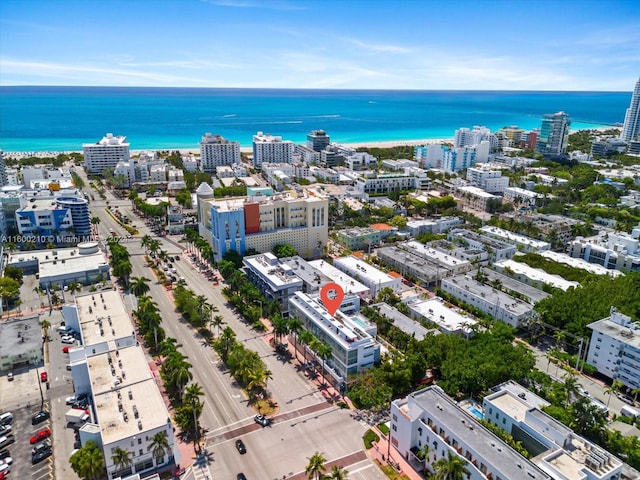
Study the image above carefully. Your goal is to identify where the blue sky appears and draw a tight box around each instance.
[1,0,638,91]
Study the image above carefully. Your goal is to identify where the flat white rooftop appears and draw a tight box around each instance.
[480,225,550,250]
[407,298,476,334]
[76,291,135,346]
[244,253,303,288]
[540,251,624,277]
[458,185,499,198]
[308,259,370,295]
[333,256,395,286]
[495,258,579,291]
[404,241,470,268]
[89,346,169,445]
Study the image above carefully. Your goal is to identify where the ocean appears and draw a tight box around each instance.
[0,86,631,153]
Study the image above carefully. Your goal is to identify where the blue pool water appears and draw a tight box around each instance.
[468,406,484,420]
[351,317,368,328]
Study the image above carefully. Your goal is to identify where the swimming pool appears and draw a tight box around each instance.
[351,317,367,328]
[467,406,484,420]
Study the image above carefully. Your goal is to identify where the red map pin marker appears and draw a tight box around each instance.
[320,282,344,316]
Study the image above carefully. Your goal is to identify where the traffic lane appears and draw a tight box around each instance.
[207,406,367,480]
[127,256,254,432]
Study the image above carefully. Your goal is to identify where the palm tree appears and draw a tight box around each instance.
[563,374,580,403]
[326,464,349,479]
[605,379,624,407]
[272,315,289,344]
[219,326,236,362]
[130,276,151,297]
[299,329,313,364]
[305,451,327,480]
[39,319,51,342]
[111,447,132,475]
[288,318,303,361]
[316,342,333,386]
[67,282,82,296]
[432,452,470,480]
[148,431,170,465]
[419,444,432,474]
[184,382,204,406]
[140,234,153,255]
[632,387,640,403]
[210,315,225,338]
[70,440,106,480]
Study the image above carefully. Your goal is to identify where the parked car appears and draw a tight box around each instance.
[0,451,9,460]
[617,393,635,406]
[62,346,70,354]
[31,411,50,426]
[40,372,48,383]
[0,457,12,466]
[6,373,12,382]
[0,426,10,436]
[31,448,52,464]
[30,428,52,444]
[32,440,51,455]
[235,439,246,454]
[61,336,76,344]
[254,414,270,427]
[237,474,247,480]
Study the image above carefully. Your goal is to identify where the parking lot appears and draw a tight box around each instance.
[1,309,79,480]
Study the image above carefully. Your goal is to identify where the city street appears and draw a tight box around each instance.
[79,171,379,478]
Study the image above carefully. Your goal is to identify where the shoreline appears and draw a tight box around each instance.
[0,125,618,159]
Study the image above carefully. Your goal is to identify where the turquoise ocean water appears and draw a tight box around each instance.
[0,86,631,152]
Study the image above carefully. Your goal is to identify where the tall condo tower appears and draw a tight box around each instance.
[200,133,240,173]
[535,112,571,158]
[621,77,640,143]
[83,133,130,174]
[306,130,330,152]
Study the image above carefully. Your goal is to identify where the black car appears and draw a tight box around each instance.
[235,439,246,454]
[32,440,51,455]
[0,450,10,460]
[237,474,247,480]
[31,411,50,425]
[32,448,52,464]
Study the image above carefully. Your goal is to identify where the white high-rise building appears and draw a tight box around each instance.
[200,133,241,173]
[0,150,7,187]
[83,133,130,174]
[621,77,640,144]
[252,131,294,168]
[454,126,497,149]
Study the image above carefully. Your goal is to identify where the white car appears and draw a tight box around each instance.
[61,336,76,344]
[0,456,12,466]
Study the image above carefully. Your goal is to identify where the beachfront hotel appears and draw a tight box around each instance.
[199,133,241,173]
[83,133,130,174]
[196,186,328,262]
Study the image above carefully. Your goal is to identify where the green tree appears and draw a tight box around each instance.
[111,447,132,475]
[175,189,193,208]
[432,452,470,480]
[130,276,151,297]
[305,451,327,480]
[211,314,225,338]
[70,440,106,480]
[3,265,23,284]
[148,430,170,465]
[0,277,20,314]
[272,242,298,258]
[389,215,407,229]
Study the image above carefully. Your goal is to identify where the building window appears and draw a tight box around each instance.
[138,438,142,445]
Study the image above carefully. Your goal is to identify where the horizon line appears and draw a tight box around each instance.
[0,85,631,94]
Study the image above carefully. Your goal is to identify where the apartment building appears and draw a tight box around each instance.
[332,256,400,298]
[390,385,551,480]
[288,291,380,382]
[479,226,550,253]
[483,381,622,480]
[306,130,331,152]
[83,133,130,174]
[448,228,517,263]
[405,297,477,336]
[466,165,510,194]
[440,274,534,328]
[198,189,328,261]
[536,112,571,158]
[252,131,294,168]
[200,133,241,173]
[493,258,579,291]
[568,232,640,272]
[354,173,417,195]
[586,308,640,392]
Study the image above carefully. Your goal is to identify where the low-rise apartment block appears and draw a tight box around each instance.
[483,381,622,480]
[440,274,534,328]
[332,255,400,298]
[586,308,640,392]
[288,292,380,383]
[479,226,550,253]
[493,258,579,291]
[390,385,551,480]
[448,228,517,262]
[405,297,477,336]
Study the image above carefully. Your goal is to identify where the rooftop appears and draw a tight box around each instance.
[243,253,304,289]
[372,303,434,340]
[540,251,624,277]
[480,226,550,250]
[89,346,170,445]
[76,291,135,346]
[495,258,579,291]
[333,256,396,286]
[400,386,550,480]
[407,298,476,334]
[307,259,370,296]
[0,316,41,359]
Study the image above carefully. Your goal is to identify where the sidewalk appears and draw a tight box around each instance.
[368,425,422,480]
